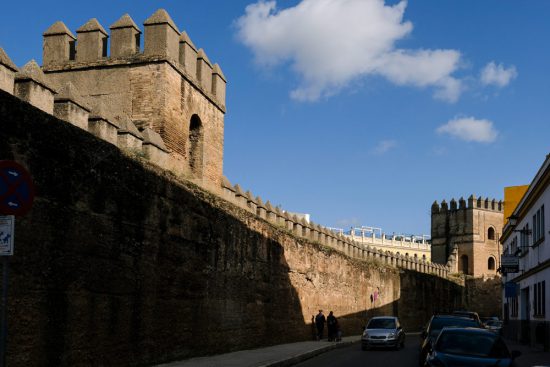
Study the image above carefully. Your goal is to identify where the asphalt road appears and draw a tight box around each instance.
[295,334,421,367]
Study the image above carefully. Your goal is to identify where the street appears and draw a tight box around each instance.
[295,334,421,367]
[293,334,542,367]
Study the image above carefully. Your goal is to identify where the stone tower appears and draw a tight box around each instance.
[431,196,504,277]
[40,10,227,192]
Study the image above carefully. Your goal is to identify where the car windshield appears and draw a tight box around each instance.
[435,331,510,358]
[485,320,502,327]
[429,318,479,337]
[367,318,396,329]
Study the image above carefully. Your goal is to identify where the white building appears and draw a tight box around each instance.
[501,154,550,348]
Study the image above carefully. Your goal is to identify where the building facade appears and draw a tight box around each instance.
[344,229,431,261]
[501,155,550,348]
[431,196,504,277]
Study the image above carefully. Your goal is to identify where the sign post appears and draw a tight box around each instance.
[0,161,34,367]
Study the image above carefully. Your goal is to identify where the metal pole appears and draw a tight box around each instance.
[0,256,8,367]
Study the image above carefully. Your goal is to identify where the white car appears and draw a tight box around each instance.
[361,316,406,350]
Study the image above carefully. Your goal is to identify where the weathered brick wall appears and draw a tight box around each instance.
[0,90,463,366]
[471,210,503,277]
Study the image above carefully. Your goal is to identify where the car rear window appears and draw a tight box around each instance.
[435,331,510,358]
[367,318,396,329]
[429,318,479,337]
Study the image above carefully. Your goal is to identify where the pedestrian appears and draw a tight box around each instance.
[327,311,337,341]
[315,310,326,340]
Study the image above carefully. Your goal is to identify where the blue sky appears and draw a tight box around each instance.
[1,1,549,236]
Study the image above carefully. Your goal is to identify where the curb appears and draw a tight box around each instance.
[262,340,359,367]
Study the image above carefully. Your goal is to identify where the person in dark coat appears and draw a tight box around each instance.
[315,310,326,340]
[327,311,337,341]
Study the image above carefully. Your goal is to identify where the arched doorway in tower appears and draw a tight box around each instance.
[187,114,204,177]
[461,255,469,274]
[488,227,495,240]
[488,257,495,271]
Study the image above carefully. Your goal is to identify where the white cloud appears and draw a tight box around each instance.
[436,117,498,143]
[372,139,397,154]
[480,62,518,87]
[236,0,463,102]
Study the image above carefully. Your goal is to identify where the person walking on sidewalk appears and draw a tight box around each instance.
[315,310,326,340]
[327,311,337,341]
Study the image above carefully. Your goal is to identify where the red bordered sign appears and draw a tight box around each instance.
[0,161,35,216]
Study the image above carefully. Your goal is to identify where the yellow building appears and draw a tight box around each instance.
[503,185,529,224]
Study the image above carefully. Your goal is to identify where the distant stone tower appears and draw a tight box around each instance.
[431,196,504,277]
[40,10,227,191]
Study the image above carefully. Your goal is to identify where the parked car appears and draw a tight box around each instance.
[480,316,499,324]
[424,327,521,367]
[452,310,481,324]
[361,316,405,350]
[419,315,482,366]
[484,319,503,334]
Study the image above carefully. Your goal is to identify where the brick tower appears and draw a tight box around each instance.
[40,10,226,192]
[431,196,504,277]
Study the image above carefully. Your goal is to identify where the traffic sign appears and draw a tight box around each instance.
[0,161,34,216]
[0,216,14,256]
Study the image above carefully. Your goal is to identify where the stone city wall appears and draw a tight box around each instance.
[0,89,464,366]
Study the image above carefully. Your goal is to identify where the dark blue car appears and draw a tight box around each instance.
[424,327,521,367]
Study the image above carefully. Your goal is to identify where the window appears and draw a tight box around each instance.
[102,37,108,57]
[69,40,76,60]
[534,281,546,317]
[488,227,495,240]
[488,257,495,270]
[533,205,545,245]
[510,296,518,317]
[187,114,204,176]
[519,224,530,256]
[510,236,518,255]
[135,33,141,52]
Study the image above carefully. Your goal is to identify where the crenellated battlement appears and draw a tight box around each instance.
[40,10,225,109]
[35,9,228,192]
[431,195,503,214]
[221,176,449,278]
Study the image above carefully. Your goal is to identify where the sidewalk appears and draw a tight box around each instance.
[154,335,361,367]
[504,339,550,367]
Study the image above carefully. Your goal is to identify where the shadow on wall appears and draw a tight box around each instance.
[0,89,306,366]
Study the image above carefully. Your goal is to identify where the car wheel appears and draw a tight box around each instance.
[361,345,368,351]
